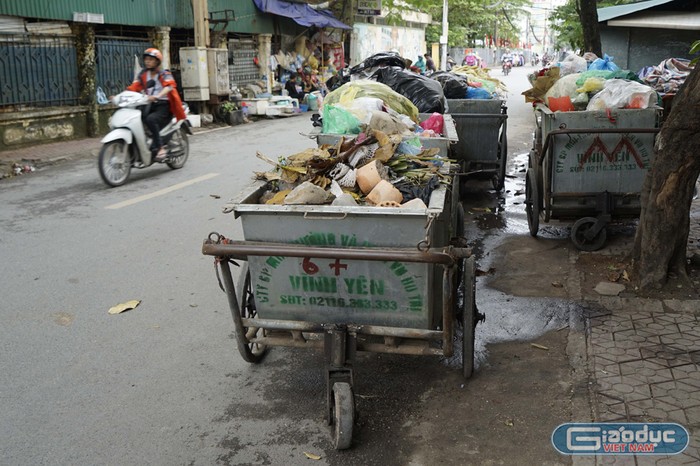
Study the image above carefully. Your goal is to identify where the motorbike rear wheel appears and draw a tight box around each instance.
[166,128,189,170]
[98,140,131,187]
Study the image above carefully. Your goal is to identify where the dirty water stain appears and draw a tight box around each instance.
[52,312,74,326]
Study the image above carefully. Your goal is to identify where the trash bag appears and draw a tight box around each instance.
[587,79,658,111]
[466,87,493,99]
[394,175,440,205]
[419,113,444,135]
[372,67,446,114]
[544,73,582,105]
[322,105,361,134]
[324,80,419,122]
[588,53,620,72]
[558,53,588,77]
[350,51,406,76]
[430,72,470,99]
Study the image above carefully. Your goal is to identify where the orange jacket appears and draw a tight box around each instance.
[127,69,187,121]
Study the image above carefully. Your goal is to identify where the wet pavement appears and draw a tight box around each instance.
[462,149,700,464]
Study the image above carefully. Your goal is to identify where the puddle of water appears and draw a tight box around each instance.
[443,288,589,370]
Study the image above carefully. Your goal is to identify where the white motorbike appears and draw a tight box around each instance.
[99,88,192,187]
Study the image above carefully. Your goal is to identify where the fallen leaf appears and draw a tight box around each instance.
[476,267,496,276]
[551,281,563,288]
[607,271,621,282]
[209,194,221,199]
[108,299,141,315]
[531,343,549,351]
[505,419,514,427]
[303,451,322,460]
[622,270,630,281]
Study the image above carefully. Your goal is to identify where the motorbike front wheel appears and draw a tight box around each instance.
[166,128,189,170]
[98,140,131,187]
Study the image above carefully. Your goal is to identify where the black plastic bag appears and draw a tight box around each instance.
[431,72,469,99]
[372,67,446,114]
[350,52,406,75]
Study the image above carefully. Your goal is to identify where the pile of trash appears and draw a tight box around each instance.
[523,52,662,112]
[432,66,507,100]
[253,124,451,208]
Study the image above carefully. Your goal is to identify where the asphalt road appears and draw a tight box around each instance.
[0,65,570,466]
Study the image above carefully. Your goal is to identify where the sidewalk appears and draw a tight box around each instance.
[0,136,102,178]
[0,124,224,179]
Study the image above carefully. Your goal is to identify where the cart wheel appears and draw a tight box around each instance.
[525,168,540,237]
[571,217,607,251]
[462,256,476,378]
[235,263,268,363]
[331,382,354,450]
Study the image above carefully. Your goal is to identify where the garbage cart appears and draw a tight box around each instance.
[446,99,508,191]
[526,103,662,250]
[201,174,481,449]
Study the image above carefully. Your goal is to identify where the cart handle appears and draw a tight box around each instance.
[303,211,348,220]
[202,239,470,266]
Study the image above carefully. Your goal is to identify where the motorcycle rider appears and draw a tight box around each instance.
[112,48,186,162]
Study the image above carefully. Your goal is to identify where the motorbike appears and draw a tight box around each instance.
[502,59,512,76]
[98,85,192,187]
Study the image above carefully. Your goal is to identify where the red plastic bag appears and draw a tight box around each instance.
[419,112,444,135]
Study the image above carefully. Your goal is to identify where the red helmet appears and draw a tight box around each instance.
[143,48,163,63]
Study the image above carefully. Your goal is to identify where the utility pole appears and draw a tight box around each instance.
[192,0,210,47]
[440,0,448,70]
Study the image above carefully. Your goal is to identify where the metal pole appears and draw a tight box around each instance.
[440,0,448,70]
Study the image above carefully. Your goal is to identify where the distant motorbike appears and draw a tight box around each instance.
[99,85,192,187]
[502,59,512,75]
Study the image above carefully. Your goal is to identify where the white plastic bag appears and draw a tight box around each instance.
[558,53,588,77]
[587,79,658,111]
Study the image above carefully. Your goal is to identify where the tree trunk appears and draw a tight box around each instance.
[576,0,602,56]
[632,66,700,289]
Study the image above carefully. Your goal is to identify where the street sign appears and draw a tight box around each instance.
[358,0,381,16]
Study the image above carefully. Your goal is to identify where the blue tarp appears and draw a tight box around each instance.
[253,0,351,29]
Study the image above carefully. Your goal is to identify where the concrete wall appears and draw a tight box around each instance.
[601,26,696,72]
[0,107,112,152]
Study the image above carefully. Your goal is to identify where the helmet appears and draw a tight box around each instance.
[143,48,163,63]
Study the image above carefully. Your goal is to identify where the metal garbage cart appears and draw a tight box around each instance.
[526,103,662,251]
[446,99,508,191]
[201,174,481,449]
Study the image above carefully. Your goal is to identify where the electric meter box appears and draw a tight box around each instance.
[180,47,209,100]
[207,48,230,96]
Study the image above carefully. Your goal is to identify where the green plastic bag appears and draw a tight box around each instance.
[322,105,361,134]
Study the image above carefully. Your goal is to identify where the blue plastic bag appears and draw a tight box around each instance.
[466,87,492,99]
[588,54,620,72]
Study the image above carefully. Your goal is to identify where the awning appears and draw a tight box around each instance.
[253,0,351,30]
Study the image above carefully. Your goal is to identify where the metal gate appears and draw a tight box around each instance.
[96,37,150,98]
[0,33,79,108]
[229,38,258,90]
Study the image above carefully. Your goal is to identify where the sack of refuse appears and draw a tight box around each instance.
[587,79,659,111]
[322,105,361,134]
[372,66,446,114]
[430,72,470,99]
[349,51,406,77]
[558,53,588,77]
[324,80,420,123]
[588,53,620,72]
